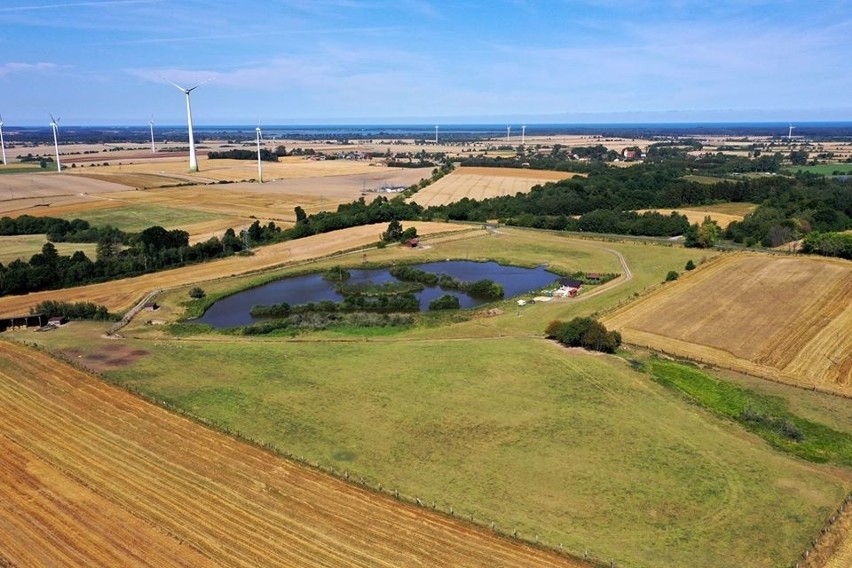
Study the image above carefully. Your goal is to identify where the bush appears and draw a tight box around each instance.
[429,294,461,311]
[665,270,679,282]
[188,287,206,299]
[684,259,696,271]
[546,316,621,353]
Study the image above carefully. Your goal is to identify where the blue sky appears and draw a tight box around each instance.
[1,0,850,125]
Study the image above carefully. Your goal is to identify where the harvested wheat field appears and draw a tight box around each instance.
[635,208,746,229]
[0,340,585,568]
[409,166,580,207]
[0,222,472,315]
[604,253,852,396]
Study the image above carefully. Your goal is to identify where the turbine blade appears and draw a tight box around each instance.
[186,77,215,92]
[160,75,188,93]
[49,112,57,124]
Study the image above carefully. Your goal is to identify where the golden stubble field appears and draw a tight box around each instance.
[0,222,473,316]
[409,166,581,207]
[603,253,852,396]
[0,340,585,568]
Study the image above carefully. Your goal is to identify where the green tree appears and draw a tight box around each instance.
[382,220,404,242]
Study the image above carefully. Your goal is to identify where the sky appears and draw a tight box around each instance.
[1,0,851,125]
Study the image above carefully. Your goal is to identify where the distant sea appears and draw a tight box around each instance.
[6,122,852,143]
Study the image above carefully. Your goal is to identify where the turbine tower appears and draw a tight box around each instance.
[435,125,439,144]
[507,125,511,143]
[521,125,526,145]
[788,124,795,141]
[149,116,156,153]
[0,114,6,166]
[164,77,212,172]
[49,113,61,172]
[256,125,264,183]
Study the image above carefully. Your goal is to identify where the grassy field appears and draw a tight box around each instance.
[12,228,852,567]
[13,326,845,568]
[62,203,230,232]
[0,339,581,568]
[789,164,852,176]
[0,234,98,264]
[604,253,852,396]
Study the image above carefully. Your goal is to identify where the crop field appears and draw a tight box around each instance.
[0,234,98,264]
[635,207,747,229]
[604,253,852,396]
[0,340,584,568]
[0,222,473,315]
[409,166,579,207]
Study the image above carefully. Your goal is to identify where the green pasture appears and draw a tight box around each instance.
[0,234,98,264]
[63,204,227,232]
[789,163,852,176]
[13,228,850,568]
[0,165,43,175]
[90,337,845,568]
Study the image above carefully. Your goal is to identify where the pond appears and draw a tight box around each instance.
[195,261,557,328]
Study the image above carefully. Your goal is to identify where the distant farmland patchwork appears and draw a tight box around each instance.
[604,253,852,396]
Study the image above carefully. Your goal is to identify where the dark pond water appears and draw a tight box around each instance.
[195,261,558,328]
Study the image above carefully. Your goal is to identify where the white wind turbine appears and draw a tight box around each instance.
[149,116,156,153]
[788,124,795,141]
[163,76,213,172]
[507,125,511,143]
[434,125,439,144]
[256,125,264,183]
[49,113,62,172]
[521,125,526,145]
[0,114,6,166]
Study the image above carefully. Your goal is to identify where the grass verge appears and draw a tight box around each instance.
[645,357,852,466]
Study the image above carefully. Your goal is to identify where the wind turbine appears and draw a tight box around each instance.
[0,114,6,166]
[507,125,511,143]
[521,125,526,145]
[49,113,61,172]
[434,125,439,144]
[788,124,795,141]
[149,116,156,153]
[163,76,213,172]
[256,125,264,183]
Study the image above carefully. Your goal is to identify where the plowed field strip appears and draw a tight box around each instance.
[0,341,586,567]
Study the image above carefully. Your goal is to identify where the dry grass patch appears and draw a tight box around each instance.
[604,253,852,396]
[635,208,746,229]
[410,167,580,207]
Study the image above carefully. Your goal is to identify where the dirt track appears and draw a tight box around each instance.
[0,340,587,567]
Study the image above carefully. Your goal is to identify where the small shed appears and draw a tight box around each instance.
[404,238,419,248]
[48,316,69,326]
[143,302,160,311]
[587,272,601,282]
[559,278,583,289]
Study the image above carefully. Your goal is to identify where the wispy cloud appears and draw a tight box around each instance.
[0,62,64,78]
[0,0,161,12]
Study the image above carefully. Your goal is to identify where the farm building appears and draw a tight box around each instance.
[0,314,48,332]
[48,316,69,327]
[554,278,582,298]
